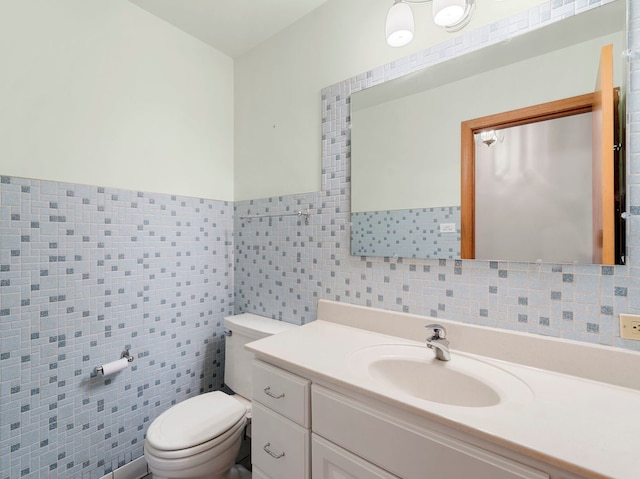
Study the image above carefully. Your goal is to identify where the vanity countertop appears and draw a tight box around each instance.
[246,319,640,479]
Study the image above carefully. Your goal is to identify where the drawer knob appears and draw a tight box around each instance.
[263,442,286,459]
[264,386,285,399]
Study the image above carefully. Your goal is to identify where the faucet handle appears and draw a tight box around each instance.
[425,323,447,339]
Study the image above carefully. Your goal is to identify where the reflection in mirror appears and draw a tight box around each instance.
[462,83,625,265]
[475,112,594,263]
[350,0,625,263]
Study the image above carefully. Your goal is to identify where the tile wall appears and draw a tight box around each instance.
[234,0,640,352]
[0,176,234,478]
[351,207,461,258]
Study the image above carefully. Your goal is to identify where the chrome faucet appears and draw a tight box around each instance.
[425,324,451,361]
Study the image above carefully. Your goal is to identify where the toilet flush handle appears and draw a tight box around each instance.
[264,386,285,399]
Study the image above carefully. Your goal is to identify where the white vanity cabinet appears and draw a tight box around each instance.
[246,304,640,479]
[251,360,311,479]
[251,359,590,479]
[249,467,271,479]
[312,434,400,479]
[312,384,549,479]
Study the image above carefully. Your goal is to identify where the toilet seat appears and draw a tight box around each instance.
[146,391,247,458]
[145,416,246,460]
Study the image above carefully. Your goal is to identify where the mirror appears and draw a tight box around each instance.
[350,0,625,263]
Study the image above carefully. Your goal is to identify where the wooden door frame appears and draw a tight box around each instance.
[460,92,598,260]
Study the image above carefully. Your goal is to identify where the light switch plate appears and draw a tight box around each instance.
[619,314,640,340]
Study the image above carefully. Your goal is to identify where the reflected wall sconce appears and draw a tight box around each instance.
[385,0,476,47]
[478,129,504,147]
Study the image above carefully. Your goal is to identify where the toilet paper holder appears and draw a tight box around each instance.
[95,349,134,375]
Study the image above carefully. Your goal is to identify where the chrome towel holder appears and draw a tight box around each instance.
[240,209,310,225]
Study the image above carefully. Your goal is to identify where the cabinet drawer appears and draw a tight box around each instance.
[252,401,310,479]
[313,434,400,479]
[252,360,310,427]
[312,385,549,479]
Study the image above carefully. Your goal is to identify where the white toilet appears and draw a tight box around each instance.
[144,313,298,479]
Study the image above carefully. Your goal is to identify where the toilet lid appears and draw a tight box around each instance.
[146,391,246,451]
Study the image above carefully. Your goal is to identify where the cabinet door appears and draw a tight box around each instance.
[313,434,400,479]
[313,385,549,479]
[252,402,310,479]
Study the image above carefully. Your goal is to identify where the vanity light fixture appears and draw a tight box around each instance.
[385,0,475,47]
[432,0,468,27]
[386,0,415,47]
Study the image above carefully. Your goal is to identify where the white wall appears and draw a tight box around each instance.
[234,0,548,201]
[0,0,234,201]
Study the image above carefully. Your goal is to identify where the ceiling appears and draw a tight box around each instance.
[129,0,331,58]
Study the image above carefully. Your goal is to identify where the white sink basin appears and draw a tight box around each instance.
[349,344,533,408]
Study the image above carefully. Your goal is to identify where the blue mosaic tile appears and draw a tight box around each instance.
[351,207,461,259]
[1,177,232,478]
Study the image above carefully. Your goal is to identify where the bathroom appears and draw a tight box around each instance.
[1,0,639,478]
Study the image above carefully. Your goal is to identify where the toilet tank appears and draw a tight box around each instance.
[223,313,298,399]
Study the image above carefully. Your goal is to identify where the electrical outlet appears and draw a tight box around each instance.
[619,314,640,340]
[439,223,456,233]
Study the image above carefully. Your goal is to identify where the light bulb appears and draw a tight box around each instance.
[386,1,414,47]
[432,0,466,27]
